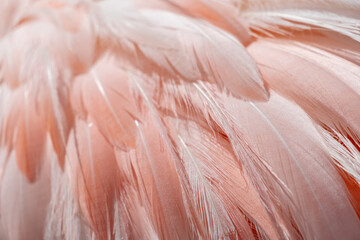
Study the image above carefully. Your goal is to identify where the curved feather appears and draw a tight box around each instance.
[67,119,120,239]
[0,0,359,239]
[164,116,279,240]
[135,0,252,44]
[72,58,139,150]
[244,9,360,42]
[94,4,269,100]
[222,92,360,239]
[248,40,360,141]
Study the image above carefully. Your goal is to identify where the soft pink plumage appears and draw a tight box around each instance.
[0,0,359,239]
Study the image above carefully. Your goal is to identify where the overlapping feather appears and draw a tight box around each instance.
[0,0,359,239]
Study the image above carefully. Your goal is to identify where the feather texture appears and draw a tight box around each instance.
[94,4,269,100]
[0,0,360,239]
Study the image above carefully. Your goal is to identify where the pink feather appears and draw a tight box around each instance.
[0,0,359,239]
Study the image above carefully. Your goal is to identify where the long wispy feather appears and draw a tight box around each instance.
[244,10,360,41]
